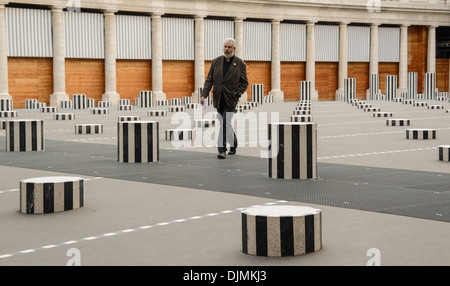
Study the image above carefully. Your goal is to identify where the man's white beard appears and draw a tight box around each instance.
[224,50,235,59]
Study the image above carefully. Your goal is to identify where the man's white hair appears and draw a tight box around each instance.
[223,38,236,48]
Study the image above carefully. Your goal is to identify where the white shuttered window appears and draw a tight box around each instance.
[244,21,271,61]
[315,24,339,62]
[162,17,194,60]
[280,23,306,62]
[204,19,234,60]
[116,15,151,60]
[378,27,400,62]
[348,26,370,62]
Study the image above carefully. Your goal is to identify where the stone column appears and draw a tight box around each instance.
[398,24,409,94]
[49,6,69,107]
[234,17,245,59]
[306,21,317,101]
[102,10,120,106]
[427,24,437,73]
[367,23,379,99]
[151,12,166,104]
[270,19,284,102]
[192,15,205,103]
[336,22,349,95]
[0,4,10,99]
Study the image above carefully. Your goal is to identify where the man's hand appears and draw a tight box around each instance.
[200,96,205,105]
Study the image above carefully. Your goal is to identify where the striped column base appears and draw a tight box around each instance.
[0,111,18,118]
[237,104,252,111]
[435,97,446,102]
[413,102,427,107]
[0,120,6,130]
[91,108,109,115]
[157,100,169,106]
[118,105,134,111]
[98,101,111,108]
[170,98,182,106]
[290,115,312,122]
[241,205,322,257]
[406,129,436,140]
[119,116,140,122]
[148,110,167,117]
[439,145,450,162]
[386,119,410,126]
[295,106,311,111]
[0,98,13,111]
[348,99,360,105]
[75,124,103,134]
[185,103,201,109]
[292,110,311,115]
[352,101,365,106]
[59,100,73,109]
[118,121,159,163]
[35,102,46,109]
[118,99,131,106]
[6,119,45,152]
[357,104,372,109]
[402,99,414,105]
[234,108,244,113]
[169,106,185,112]
[20,176,84,214]
[393,98,402,103]
[53,113,75,120]
[194,119,217,128]
[373,112,392,117]
[25,99,38,109]
[41,107,57,113]
[246,102,259,108]
[364,107,380,112]
[428,105,444,110]
[165,129,194,141]
[268,122,317,179]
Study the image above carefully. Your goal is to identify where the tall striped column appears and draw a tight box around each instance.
[72,94,87,109]
[408,72,418,99]
[299,81,311,101]
[385,75,397,101]
[139,91,153,108]
[344,78,356,101]
[369,74,379,100]
[251,84,264,104]
[6,120,45,152]
[0,98,12,111]
[118,121,159,163]
[424,73,436,100]
[0,5,10,99]
[268,122,317,179]
[306,21,317,101]
[151,12,166,104]
[102,10,120,106]
[49,6,69,107]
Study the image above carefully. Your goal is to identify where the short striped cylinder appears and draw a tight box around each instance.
[0,98,13,111]
[182,96,192,105]
[194,119,217,128]
[119,115,140,122]
[0,120,6,130]
[75,124,103,134]
[90,108,109,115]
[373,93,385,101]
[72,94,87,109]
[369,74,379,100]
[157,100,169,106]
[118,105,134,111]
[0,111,18,118]
[185,103,201,109]
[364,107,380,112]
[59,100,73,109]
[413,102,427,107]
[35,102,46,109]
[295,106,310,111]
[408,72,418,99]
[170,98,182,106]
[357,104,372,109]
[435,97,446,101]
[438,92,448,98]
[293,110,310,115]
[135,98,140,107]
[344,78,356,101]
[168,106,185,112]
[400,91,408,99]
[416,94,425,100]
[25,99,38,109]
[352,100,364,106]
[402,99,414,105]
[393,97,403,103]
[406,129,436,140]
[251,84,264,104]
[335,93,345,101]
[97,101,111,108]
[41,106,57,113]
[423,73,436,100]
[246,102,259,108]
[439,145,450,162]
[241,205,322,257]
[147,110,167,117]
[428,105,444,110]
[118,99,130,106]
[234,108,244,113]
[118,121,159,163]
[386,119,410,126]
[237,104,252,110]
[165,129,194,141]
[373,112,392,117]
[87,98,95,108]
[268,122,317,179]
[19,176,84,214]
[291,115,312,122]
[53,113,75,120]
[6,119,45,152]
[385,75,397,101]
[263,95,273,103]
[139,91,153,108]
[299,81,311,101]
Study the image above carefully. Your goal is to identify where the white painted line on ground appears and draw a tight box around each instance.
[318,147,437,160]
[0,189,19,194]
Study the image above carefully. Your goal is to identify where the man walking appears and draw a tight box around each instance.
[200,38,249,159]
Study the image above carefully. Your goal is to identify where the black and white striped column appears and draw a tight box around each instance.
[241,205,322,257]
[25,99,38,109]
[20,176,84,214]
[386,119,410,126]
[41,106,57,113]
[118,105,134,111]
[72,94,87,109]
[165,129,194,141]
[157,100,169,106]
[0,98,12,111]
[268,122,317,179]
[169,106,185,113]
[406,129,436,140]
[373,112,392,117]
[0,111,18,118]
[299,81,311,101]
[53,113,75,120]
[6,119,45,152]
[148,110,167,117]
[439,145,450,162]
[75,124,103,134]
[90,108,109,115]
[170,98,182,106]
[98,101,111,108]
[87,98,95,108]
[369,74,379,100]
[139,91,153,108]
[194,119,216,128]
[119,115,140,122]
[291,115,312,122]
[423,73,436,100]
[344,78,356,101]
[385,75,397,101]
[118,99,130,106]
[118,121,159,163]
[182,96,192,105]
[59,100,73,109]
[251,84,264,104]
[407,72,418,99]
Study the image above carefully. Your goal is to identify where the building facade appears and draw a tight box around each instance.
[0,0,449,107]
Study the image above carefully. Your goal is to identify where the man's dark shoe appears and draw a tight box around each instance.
[228,149,236,155]
[217,152,227,159]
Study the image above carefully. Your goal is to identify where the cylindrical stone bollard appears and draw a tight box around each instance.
[148,110,167,117]
[90,108,109,115]
[165,129,194,141]
[75,124,103,134]
[268,122,317,179]
[118,105,134,111]
[20,176,84,214]
[118,115,140,122]
[53,113,75,120]
[0,111,18,118]
[386,119,410,126]
[406,129,436,140]
[118,121,159,163]
[72,94,87,109]
[241,205,322,257]
[0,98,13,111]
[373,112,392,117]
[194,119,216,128]
[6,119,45,152]
[439,145,450,162]
[291,115,312,122]
[41,106,57,113]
